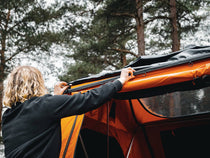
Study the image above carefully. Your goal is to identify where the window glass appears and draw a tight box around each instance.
[141,86,210,117]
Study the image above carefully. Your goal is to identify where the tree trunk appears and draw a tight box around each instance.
[135,0,145,56]
[0,10,9,130]
[169,0,181,116]
[0,81,3,131]
[0,44,6,130]
[121,54,127,67]
[169,0,180,51]
[0,49,5,131]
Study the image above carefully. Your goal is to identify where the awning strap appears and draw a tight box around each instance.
[62,115,78,158]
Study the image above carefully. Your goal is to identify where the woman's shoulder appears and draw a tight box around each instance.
[34,94,70,108]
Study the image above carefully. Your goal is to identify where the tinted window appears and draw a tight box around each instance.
[141,86,210,117]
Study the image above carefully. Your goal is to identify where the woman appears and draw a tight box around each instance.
[2,66,135,158]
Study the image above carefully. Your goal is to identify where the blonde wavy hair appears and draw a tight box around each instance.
[3,66,47,108]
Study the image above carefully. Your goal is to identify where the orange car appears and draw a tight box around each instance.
[60,46,210,158]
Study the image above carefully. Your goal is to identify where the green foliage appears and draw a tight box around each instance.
[0,0,85,75]
[59,61,103,81]
[146,0,209,50]
[59,0,209,82]
[61,0,139,81]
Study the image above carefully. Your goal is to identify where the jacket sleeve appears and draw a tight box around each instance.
[45,80,122,119]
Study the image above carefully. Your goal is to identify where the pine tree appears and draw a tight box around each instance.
[60,0,209,81]
[147,0,209,52]
[0,0,73,128]
[60,0,151,81]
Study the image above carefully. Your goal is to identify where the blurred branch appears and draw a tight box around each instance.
[144,16,170,25]
[110,48,138,58]
[111,12,135,18]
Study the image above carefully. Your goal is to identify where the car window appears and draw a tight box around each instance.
[140,86,210,117]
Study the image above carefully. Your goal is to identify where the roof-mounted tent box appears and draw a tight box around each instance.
[60,46,210,158]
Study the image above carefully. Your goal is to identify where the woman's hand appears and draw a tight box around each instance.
[118,67,135,85]
[54,81,69,95]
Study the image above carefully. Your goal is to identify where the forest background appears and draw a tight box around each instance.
[0,0,209,155]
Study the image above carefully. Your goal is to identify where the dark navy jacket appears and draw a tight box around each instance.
[2,80,122,158]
